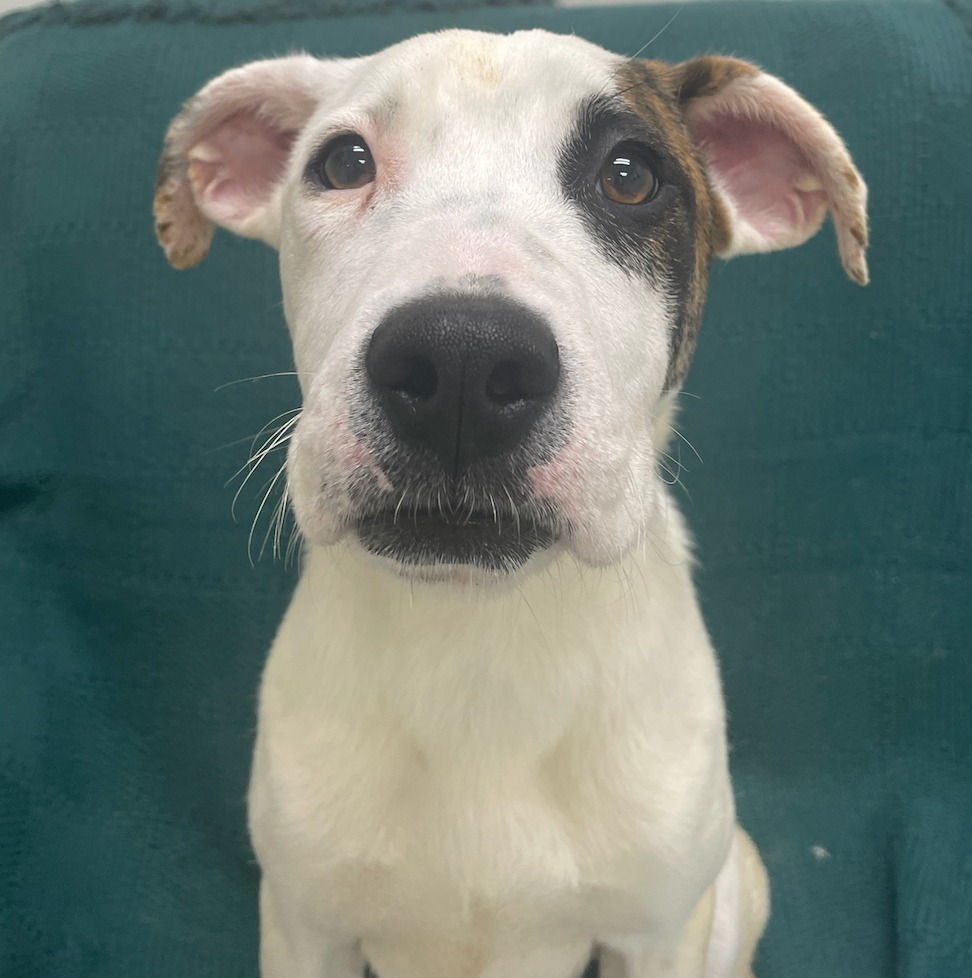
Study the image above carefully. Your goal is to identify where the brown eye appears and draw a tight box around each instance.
[598,142,658,205]
[312,134,376,190]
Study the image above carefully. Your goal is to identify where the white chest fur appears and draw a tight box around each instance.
[248,501,735,976]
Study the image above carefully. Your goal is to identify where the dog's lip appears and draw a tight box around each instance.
[354,505,558,570]
[359,507,526,530]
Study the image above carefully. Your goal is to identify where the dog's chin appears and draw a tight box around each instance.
[353,509,559,586]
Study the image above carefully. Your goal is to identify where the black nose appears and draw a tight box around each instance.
[365,294,560,473]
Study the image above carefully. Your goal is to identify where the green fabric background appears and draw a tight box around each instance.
[0,1,969,975]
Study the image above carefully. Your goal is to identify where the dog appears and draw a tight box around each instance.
[154,28,867,978]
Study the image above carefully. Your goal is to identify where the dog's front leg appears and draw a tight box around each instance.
[599,829,768,978]
[259,879,364,978]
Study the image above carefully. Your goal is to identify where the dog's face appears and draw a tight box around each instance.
[156,30,867,582]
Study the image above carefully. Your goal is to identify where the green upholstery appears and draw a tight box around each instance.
[1,1,969,975]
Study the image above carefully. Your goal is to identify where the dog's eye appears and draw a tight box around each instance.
[597,143,658,205]
[310,134,376,190]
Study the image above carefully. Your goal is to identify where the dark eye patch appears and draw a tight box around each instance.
[558,96,696,285]
[559,90,708,390]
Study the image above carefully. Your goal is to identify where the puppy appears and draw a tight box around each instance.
[155,28,867,978]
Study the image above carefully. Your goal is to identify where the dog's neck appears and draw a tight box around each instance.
[277,490,705,766]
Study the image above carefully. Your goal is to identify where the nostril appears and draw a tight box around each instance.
[385,355,438,401]
[486,347,560,407]
[485,360,524,406]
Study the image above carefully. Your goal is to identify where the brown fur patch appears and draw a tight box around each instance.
[153,109,215,270]
[613,58,748,389]
[669,55,758,104]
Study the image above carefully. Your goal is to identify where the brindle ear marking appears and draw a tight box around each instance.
[154,108,216,269]
[153,55,338,270]
[662,54,869,285]
[611,54,868,388]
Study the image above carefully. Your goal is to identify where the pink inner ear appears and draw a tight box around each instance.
[692,113,829,251]
[188,111,296,231]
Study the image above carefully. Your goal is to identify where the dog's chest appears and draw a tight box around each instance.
[249,553,732,950]
[251,686,716,947]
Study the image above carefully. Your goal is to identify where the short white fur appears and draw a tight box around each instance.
[155,27,870,978]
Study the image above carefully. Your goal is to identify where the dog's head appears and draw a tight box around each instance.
[155,29,867,582]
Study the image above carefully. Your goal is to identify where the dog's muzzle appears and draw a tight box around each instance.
[356,293,563,571]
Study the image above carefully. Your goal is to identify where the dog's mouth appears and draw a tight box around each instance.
[355,505,558,571]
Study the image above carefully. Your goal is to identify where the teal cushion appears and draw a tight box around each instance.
[1,1,969,975]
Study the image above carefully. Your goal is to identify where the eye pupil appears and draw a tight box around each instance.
[599,143,658,205]
[311,134,376,190]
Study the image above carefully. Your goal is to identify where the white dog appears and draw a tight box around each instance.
[155,28,867,978]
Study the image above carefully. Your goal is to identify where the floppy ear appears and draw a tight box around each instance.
[669,55,869,285]
[153,55,354,269]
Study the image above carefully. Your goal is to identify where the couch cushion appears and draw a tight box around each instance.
[0,1,969,976]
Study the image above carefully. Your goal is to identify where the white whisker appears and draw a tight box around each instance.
[249,463,288,566]
[669,425,703,465]
[626,7,684,64]
[214,371,302,392]
[229,412,301,521]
